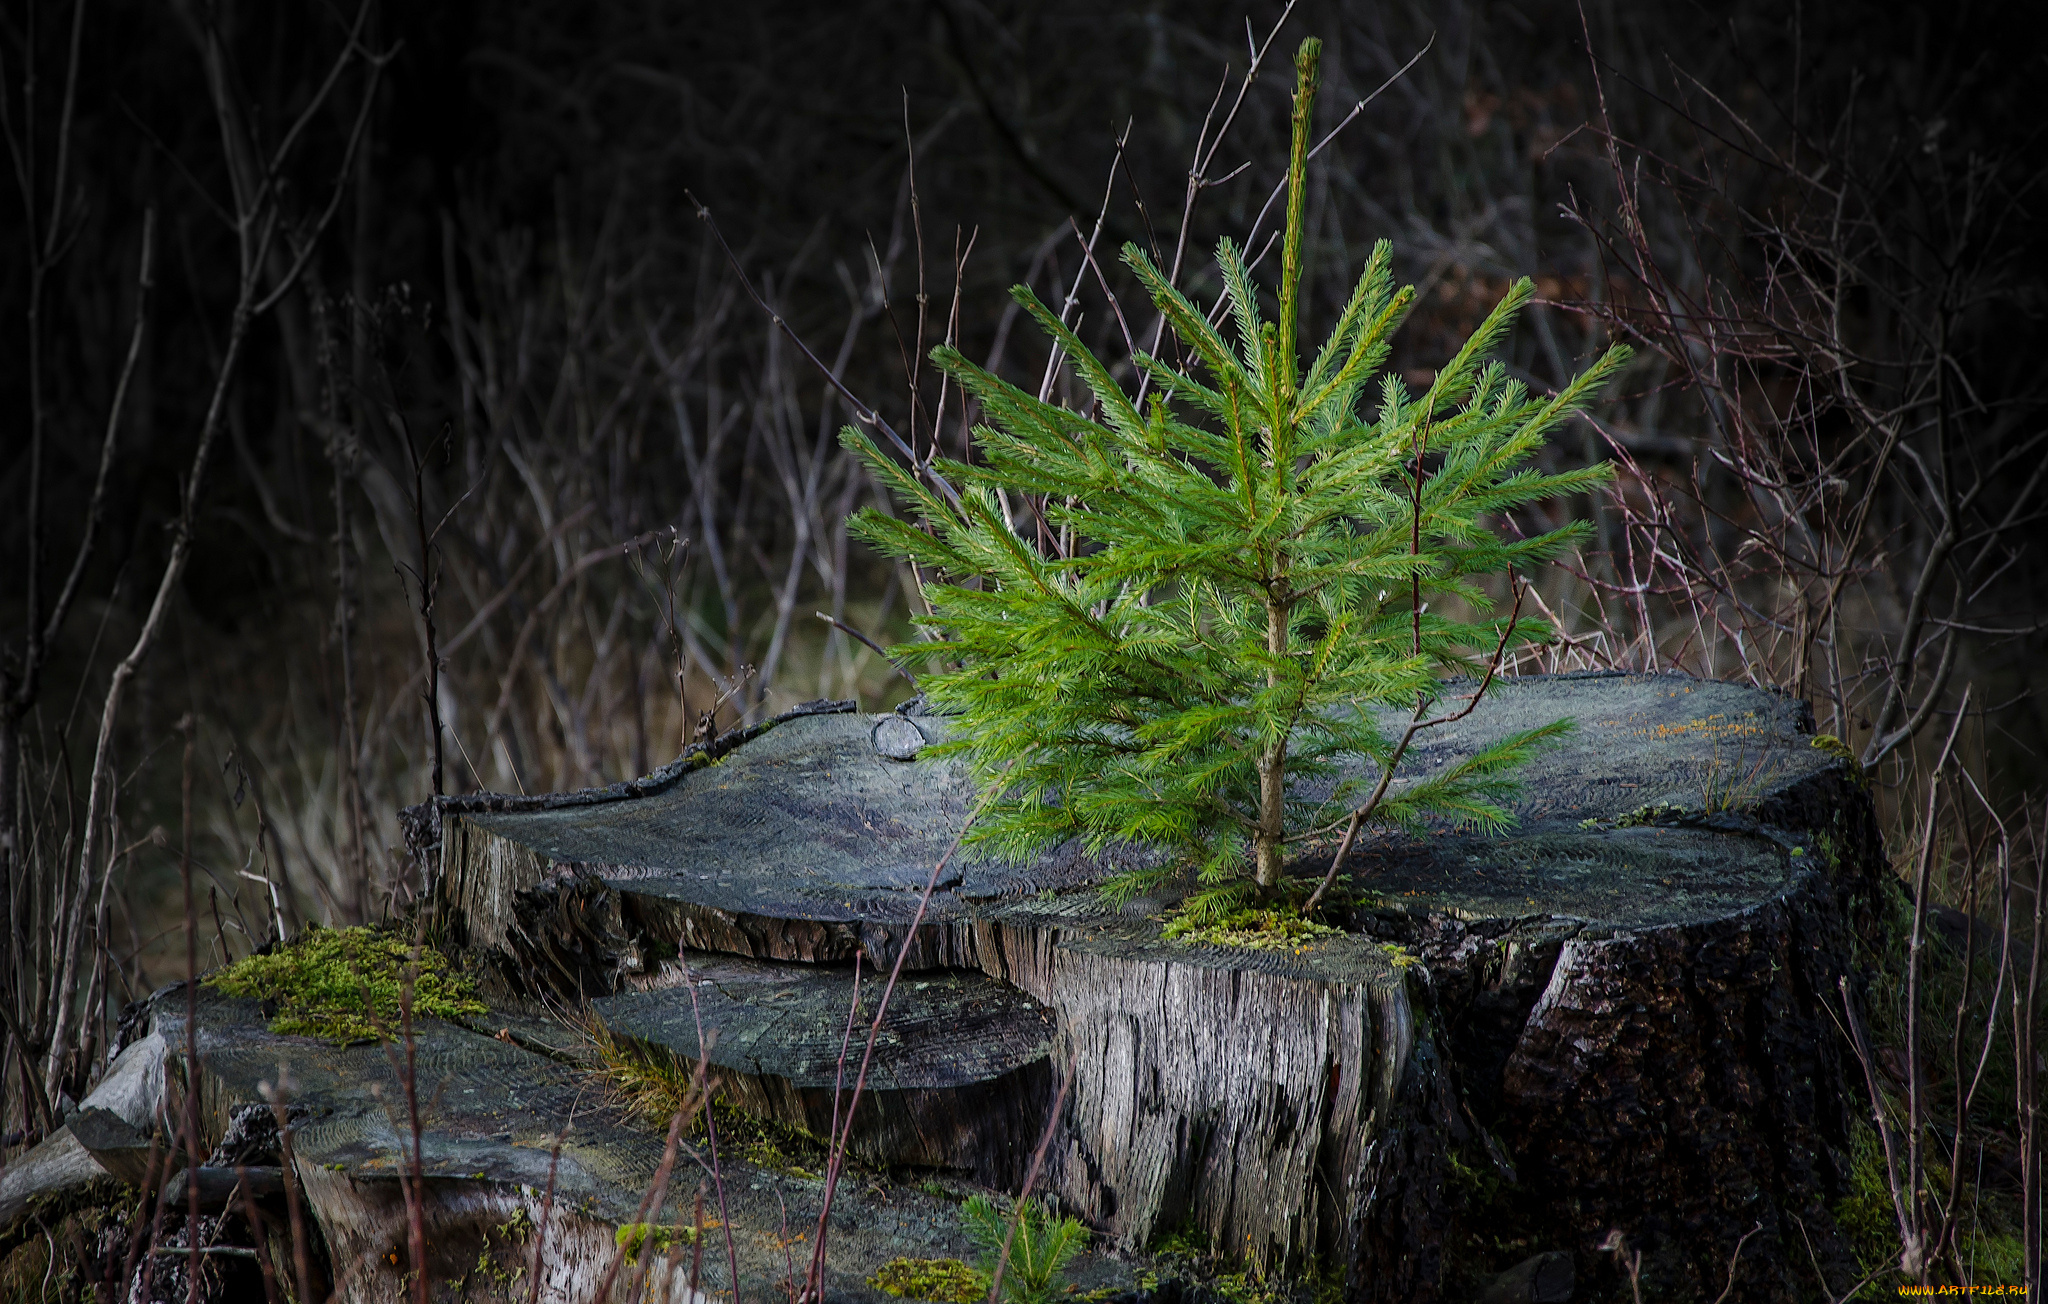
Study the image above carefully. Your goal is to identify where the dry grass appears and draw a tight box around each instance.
[576,1011,713,1132]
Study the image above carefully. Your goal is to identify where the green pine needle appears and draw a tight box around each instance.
[843,36,1627,899]
[962,1196,1090,1304]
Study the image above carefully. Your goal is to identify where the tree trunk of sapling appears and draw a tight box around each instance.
[1256,595,1291,889]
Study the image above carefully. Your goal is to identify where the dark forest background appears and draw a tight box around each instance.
[3,2,2045,1274]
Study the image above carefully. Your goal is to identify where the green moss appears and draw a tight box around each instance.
[1810,734,1868,786]
[1833,1124,1903,1296]
[1437,1125,1553,1299]
[1445,1150,1500,1207]
[616,1220,721,1264]
[711,1096,826,1178]
[1858,877,2027,1153]
[498,1206,535,1240]
[205,924,485,1044]
[1617,801,1690,828]
[1147,1217,1342,1304]
[1832,1122,2032,1296]
[453,1205,536,1292]
[1964,1228,2027,1285]
[1579,800,1694,830]
[582,1017,828,1177]
[1163,907,1341,953]
[1815,831,1841,868]
[870,1257,991,1302]
[1212,1269,1289,1304]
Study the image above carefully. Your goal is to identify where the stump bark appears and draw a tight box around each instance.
[0,672,1865,1300]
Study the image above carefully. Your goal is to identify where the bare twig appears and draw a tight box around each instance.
[42,0,387,1099]
[260,1067,316,1304]
[816,613,914,686]
[690,192,959,510]
[805,793,993,1300]
[179,715,200,1304]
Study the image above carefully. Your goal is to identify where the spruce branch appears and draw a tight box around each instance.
[843,36,1627,911]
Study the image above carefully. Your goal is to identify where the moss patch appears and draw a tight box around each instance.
[1149,1223,1210,1259]
[1809,733,1868,786]
[1832,1122,2031,1297]
[712,1096,827,1179]
[206,924,486,1044]
[1163,907,1341,953]
[616,1220,722,1264]
[1142,1218,1337,1304]
[870,1257,991,1302]
[1831,1124,1900,1296]
[580,1015,842,1178]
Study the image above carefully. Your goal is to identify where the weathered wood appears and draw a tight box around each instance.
[434,698,1160,984]
[439,676,1837,980]
[1044,926,1416,1274]
[149,984,1152,1304]
[1472,793,1879,1300]
[61,674,1881,1299]
[1345,833,1882,1291]
[594,954,1056,1184]
[160,988,678,1223]
[66,1107,155,1185]
[157,1164,287,1211]
[414,672,1884,1302]
[424,699,856,956]
[0,1028,166,1228]
[0,1127,105,1230]
[294,1166,636,1304]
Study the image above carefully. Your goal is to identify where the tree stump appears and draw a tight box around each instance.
[1,673,1884,1302]
[144,985,1145,1304]
[423,672,1884,1302]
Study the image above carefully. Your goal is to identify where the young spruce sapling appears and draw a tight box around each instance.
[845,37,1629,921]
